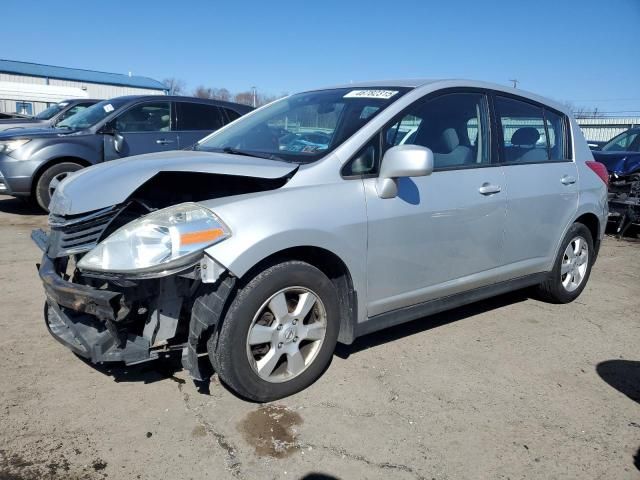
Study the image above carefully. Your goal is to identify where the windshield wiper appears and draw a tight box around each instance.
[55,125,73,130]
[222,147,283,161]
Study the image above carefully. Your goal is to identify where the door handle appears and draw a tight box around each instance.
[478,183,501,195]
[561,175,576,185]
[156,139,175,145]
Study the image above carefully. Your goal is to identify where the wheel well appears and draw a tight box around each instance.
[243,246,358,345]
[30,157,91,196]
[575,213,601,258]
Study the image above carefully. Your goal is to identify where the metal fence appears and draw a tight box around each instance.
[576,117,639,142]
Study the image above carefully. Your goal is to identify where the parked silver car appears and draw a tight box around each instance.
[33,80,608,401]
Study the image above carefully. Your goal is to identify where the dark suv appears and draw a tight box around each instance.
[0,99,99,132]
[0,95,252,210]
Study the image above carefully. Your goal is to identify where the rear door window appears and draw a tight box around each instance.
[495,96,550,163]
[221,107,241,122]
[495,96,572,163]
[543,109,569,160]
[176,102,224,131]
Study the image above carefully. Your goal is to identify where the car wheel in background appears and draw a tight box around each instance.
[208,260,340,402]
[35,162,83,212]
[536,223,594,303]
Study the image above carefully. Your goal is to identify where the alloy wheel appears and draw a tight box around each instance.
[560,236,589,292]
[246,287,327,383]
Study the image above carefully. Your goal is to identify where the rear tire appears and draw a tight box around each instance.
[34,162,83,212]
[536,223,594,303]
[208,260,340,402]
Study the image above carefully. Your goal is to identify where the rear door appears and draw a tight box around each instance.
[175,101,225,149]
[104,100,178,161]
[494,94,578,276]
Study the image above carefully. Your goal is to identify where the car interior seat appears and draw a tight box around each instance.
[509,127,547,162]
[414,123,473,168]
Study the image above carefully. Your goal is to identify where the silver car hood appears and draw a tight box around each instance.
[51,150,297,215]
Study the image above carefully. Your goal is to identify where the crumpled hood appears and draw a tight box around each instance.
[51,150,297,215]
[593,151,640,176]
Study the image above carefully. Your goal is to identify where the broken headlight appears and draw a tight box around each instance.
[77,203,230,276]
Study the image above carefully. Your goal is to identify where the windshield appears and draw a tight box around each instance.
[602,129,640,152]
[57,99,128,130]
[197,87,410,163]
[35,102,68,120]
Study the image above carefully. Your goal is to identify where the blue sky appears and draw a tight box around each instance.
[2,0,639,114]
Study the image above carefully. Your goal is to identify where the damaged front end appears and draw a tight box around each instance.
[32,152,298,379]
[33,201,236,379]
[608,173,640,237]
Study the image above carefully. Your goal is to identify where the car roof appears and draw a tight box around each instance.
[100,95,252,112]
[309,78,569,115]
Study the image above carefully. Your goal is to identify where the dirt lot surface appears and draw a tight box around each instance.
[0,194,639,480]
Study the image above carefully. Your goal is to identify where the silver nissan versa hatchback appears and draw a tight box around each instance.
[33,80,608,402]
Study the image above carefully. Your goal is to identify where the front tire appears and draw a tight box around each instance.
[209,261,340,402]
[536,223,594,303]
[34,162,83,212]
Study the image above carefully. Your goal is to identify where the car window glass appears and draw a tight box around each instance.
[197,87,410,164]
[222,108,241,122]
[383,92,490,169]
[496,96,551,163]
[57,104,90,122]
[36,103,66,119]
[342,137,380,176]
[115,102,171,132]
[602,130,639,152]
[544,109,568,160]
[177,102,223,131]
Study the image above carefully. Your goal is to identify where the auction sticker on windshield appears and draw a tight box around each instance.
[344,90,399,100]
[103,104,114,113]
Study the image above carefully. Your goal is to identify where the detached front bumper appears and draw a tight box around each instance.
[36,246,153,365]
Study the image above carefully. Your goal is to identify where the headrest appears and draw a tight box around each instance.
[441,128,460,152]
[511,127,540,146]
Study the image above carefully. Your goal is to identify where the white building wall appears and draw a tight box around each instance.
[0,74,165,114]
[0,73,47,84]
[47,78,165,99]
[576,117,640,142]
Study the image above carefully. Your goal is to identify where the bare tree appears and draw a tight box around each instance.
[563,101,601,118]
[234,91,254,106]
[213,88,231,102]
[193,86,214,99]
[163,78,186,95]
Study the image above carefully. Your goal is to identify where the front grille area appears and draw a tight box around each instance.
[48,205,123,257]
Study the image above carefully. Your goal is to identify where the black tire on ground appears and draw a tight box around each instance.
[536,222,594,304]
[208,260,340,402]
[34,162,83,212]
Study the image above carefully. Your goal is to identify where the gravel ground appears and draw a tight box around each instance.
[0,194,638,480]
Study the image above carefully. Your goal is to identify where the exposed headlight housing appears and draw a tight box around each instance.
[0,139,30,155]
[77,203,230,276]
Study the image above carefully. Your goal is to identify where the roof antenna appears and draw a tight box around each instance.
[509,79,519,88]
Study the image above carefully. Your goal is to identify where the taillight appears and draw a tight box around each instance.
[585,161,609,186]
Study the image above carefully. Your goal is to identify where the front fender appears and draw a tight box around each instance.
[201,180,368,324]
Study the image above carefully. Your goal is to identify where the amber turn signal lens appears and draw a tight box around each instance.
[180,228,225,245]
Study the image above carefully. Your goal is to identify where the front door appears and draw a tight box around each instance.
[363,91,508,317]
[493,95,578,276]
[103,101,178,161]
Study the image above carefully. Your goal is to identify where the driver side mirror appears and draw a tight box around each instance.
[100,122,125,153]
[376,145,434,199]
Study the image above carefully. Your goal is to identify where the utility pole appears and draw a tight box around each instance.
[251,86,257,108]
[509,79,519,89]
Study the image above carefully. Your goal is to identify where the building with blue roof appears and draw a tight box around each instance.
[0,59,167,115]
